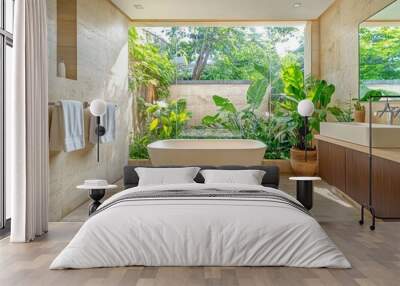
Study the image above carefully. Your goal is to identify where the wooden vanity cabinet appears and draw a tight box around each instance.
[318,140,346,192]
[344,149,369,207]
[318,140,400,218]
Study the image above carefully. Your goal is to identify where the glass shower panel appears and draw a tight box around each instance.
[5,0,14,33]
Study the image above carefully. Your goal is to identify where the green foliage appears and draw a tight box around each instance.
[145,99,192,139]
[129,134,150,159]
[360,27,400,81]
[353,100,365,112]
[247,79,269,109]
[328,106,354,122]
[201,79,269,132]
[161,26,303,93]
[129,26,308,160]
[201,79,295,159]
[359,87,400,102]
[129,99,192,160]
[128,27,175,98]
[279,61,337,149]
[244,116,296,160]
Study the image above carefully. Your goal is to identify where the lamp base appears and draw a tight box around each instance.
[95,126,106,136]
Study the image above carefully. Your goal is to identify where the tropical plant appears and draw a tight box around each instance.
[248,117,296,160]
[353,100,365,112]
[129,133,150,159]
[329,106,354,122]
[146,99,192,139]
[279,61,336,149]
[201,77,296,159]
[201,78,269,133]
[128,27,175,98]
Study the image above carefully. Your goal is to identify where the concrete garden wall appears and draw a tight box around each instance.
[169,81,269,126]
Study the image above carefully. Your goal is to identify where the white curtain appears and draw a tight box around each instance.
[8,0,49,242]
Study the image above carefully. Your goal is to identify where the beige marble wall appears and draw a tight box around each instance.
[47,0,132,221]
[305,20,320,78]
[319,0,395,104]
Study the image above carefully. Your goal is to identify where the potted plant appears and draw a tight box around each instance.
[353,100,365,123]
[279,62,336,176]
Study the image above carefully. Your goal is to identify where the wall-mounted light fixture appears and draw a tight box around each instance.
[90,99,107,162]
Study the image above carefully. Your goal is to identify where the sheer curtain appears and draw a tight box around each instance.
[8,0,49,242]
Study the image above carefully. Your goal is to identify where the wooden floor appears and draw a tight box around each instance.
[1,177,400,286]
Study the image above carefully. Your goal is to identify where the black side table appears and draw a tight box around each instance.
[289,177,321,210]
[77,184,118,215]
[88,189,106,215]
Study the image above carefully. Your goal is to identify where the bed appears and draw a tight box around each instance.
[50,165,350,269]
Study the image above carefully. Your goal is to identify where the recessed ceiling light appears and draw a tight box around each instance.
[134,4,144,9]
[293,2,302,8]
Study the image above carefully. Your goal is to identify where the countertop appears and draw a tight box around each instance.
[315,135,400,163]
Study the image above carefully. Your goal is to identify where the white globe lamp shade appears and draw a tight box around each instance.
[90,99,107,117]
[297,99,315,117]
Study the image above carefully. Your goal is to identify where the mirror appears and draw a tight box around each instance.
[359,0,400,99]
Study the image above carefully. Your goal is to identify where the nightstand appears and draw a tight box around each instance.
[289,177,321,210]
[77,181,118,215]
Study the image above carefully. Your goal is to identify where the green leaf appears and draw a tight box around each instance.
[202,115,219,126]
[212,95,237,113]
[146,104,160,114]
[149,118,159,131]
[161,115,170,125]
[360,90,383,102]
[253,63,269,76]
[246,79,268,109]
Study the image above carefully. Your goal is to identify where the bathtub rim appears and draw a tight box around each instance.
[147,139,267,150]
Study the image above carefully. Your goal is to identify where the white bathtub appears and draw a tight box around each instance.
[148,139,267,166]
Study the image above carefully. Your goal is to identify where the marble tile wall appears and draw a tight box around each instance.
[319,0,395,104]
[47,0,132,220]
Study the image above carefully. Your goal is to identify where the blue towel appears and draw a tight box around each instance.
[50,100,85,152]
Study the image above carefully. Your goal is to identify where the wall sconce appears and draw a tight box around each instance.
[90,99,107,162]
[297,99,315,162]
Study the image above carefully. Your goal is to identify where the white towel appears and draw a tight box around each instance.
[49,100,85,152]
[89,103,116,144]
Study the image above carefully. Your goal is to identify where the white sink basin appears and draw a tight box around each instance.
[320,122,400,148]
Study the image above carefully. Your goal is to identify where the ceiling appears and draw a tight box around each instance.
[369,0,400,21]
[111,0,335,22]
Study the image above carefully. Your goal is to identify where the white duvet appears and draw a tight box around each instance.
[50,183,351,269]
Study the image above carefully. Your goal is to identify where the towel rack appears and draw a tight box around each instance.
[48,101,118,109]
[49,101,90,108]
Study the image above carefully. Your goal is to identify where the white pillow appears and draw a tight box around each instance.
[135,167,201,186]
[200,169,266,185]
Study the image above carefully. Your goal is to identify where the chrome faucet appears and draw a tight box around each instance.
[376,99,399,125]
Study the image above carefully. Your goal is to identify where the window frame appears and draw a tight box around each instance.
[0,0,14,233]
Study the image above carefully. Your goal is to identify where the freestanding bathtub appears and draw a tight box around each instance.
[147,139,267,166]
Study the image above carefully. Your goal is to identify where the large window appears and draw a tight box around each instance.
[1,0,14,232]
[129,25,304,160]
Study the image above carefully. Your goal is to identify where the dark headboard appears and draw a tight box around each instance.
[124,165,280,189]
